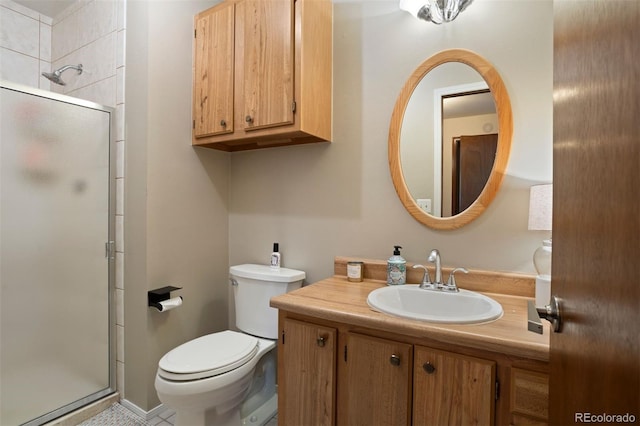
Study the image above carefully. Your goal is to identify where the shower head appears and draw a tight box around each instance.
[42,64,83,86]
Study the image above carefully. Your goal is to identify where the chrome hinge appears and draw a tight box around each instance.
[105,241,115,259]
[292,101,297,113]
[281,330,285,345]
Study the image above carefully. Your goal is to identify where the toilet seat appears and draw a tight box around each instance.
[158,330,258,381]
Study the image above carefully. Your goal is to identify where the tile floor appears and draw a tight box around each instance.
[147,407,175,426]
[146,407,278,426]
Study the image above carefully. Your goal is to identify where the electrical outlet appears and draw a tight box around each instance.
[417,198,432,213]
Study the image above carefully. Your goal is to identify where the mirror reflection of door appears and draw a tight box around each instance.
[451,134,498,214]
[400,62,499,218]
[440,90,497,216]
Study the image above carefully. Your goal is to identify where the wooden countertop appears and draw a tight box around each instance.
[271,275,550,362]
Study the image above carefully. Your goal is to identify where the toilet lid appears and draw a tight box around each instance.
[158,330,258,381]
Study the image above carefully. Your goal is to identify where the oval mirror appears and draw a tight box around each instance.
[389,49,513,230]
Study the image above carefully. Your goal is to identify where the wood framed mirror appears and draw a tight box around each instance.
[389,49,513,230]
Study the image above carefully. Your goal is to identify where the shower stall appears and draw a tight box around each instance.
[0,81,116,425]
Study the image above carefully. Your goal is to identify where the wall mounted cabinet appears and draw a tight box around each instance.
[192,0,332,151]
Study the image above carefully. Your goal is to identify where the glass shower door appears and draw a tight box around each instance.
[0,82,115,426]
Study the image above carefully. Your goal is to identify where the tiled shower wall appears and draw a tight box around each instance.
[0,0,52,89]
[0,0,127,399]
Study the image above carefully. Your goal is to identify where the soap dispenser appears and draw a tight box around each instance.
[270,242,281,269]
[387,245,406,285]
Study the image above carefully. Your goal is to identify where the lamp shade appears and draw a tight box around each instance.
[528,184,553,231]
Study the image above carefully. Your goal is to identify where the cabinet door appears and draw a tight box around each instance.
[193,3,234,137]
[510,368,549,425]
[281,318,336,426]
[341,333,413,426]
[414,346,496,425]
[240,0,294,131]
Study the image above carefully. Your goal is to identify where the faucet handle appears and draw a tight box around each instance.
[412,264,433,288]
[444,267,469,292]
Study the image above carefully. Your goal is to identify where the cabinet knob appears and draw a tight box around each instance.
[423,362,436,374]
[245,115,253,123]
[390,354,401,366]
[316,336,326,347]
[220,119,226,127]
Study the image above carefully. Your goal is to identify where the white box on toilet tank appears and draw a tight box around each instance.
[230,264,305,339]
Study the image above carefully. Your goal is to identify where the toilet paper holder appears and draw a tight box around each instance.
[148,286,182,311]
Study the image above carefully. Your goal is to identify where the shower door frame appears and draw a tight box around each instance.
[0,80,117,426]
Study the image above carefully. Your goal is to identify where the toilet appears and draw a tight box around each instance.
[154,264,305,426]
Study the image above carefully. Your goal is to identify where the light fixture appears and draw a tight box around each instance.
[399,0,474,24]
[528,184,553,308]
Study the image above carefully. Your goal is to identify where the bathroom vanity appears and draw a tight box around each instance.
[270,258,550,426]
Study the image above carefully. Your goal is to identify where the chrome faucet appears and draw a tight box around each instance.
[412,264,434,289]
[428,249,443,286]
[443,267,469,292]
[415,249,469,292]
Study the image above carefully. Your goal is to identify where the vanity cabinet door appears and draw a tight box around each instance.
[413,346,496,425]
[509,368,549,425]
[280,318,336,426]
[193,3,234,138]
[340,333,413,426]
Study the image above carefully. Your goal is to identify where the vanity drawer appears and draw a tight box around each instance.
[510,368,549,424]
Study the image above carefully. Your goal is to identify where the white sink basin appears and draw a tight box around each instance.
[367,285,503,324]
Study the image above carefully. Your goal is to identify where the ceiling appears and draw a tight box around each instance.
[13,0,75,18]
[443,91,495,119]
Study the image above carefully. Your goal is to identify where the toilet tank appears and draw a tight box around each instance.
[230,264,305,339]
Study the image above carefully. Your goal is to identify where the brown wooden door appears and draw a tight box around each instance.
[452,134,498,214]
[340,333,413,426]
[241,0,294,131]
[280,318,336,426]
[551,1,640,424]
[193,3,234,137]
[413,346,495,425]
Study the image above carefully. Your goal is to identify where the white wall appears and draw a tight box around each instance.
[229,0,554,285]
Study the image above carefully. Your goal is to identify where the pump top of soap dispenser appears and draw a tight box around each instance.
[393,245,402,256]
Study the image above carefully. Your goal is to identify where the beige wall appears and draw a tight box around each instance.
[124,0,229,411]
[229,0,554,284]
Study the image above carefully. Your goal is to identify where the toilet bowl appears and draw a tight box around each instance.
[154,264,305,426]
